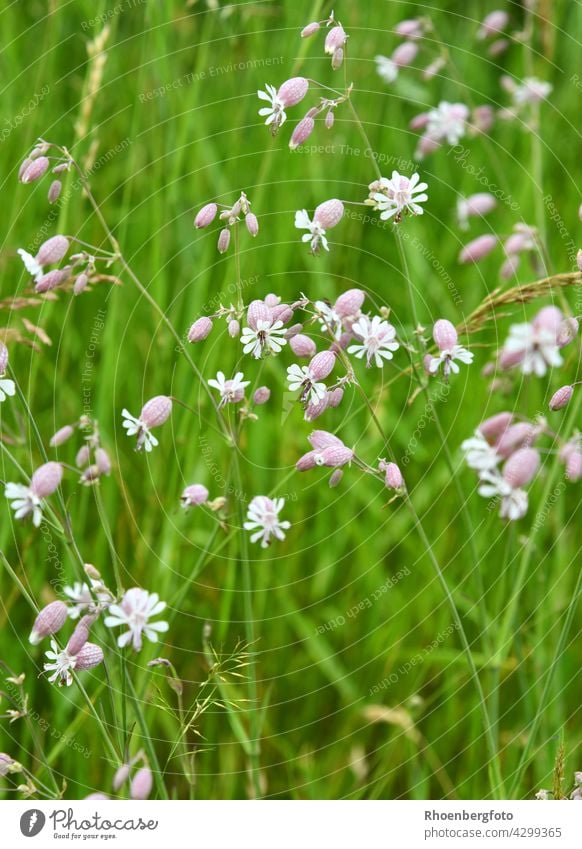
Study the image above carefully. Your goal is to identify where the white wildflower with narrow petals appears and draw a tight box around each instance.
[240,320,287,359]
[17,248,44,282]
[257,84,286,132]
[372,171,428,222]
[348,316,399,367]
[314,300,342,339]
[428,345,473,377]
[104,588,169,651]
[461,432,501,472]
[502,323,562,377]
[426,101,469,145]
[294,209,329,253]
[287,363,327,405]
[244,496,290,548]
[44,640,77,687]
[208,371,250,406]
[5,483,43,527]
[121,409,158,452]
[477,471,528,521]
[63,581,114,619]
[0,376,16,403]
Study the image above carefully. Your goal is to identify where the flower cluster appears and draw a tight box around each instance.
[194,191,258,253]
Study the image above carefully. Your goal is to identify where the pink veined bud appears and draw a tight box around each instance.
[326,387,344,408]
[35,269,67,293]
[500,255,521,280]
[21,156,50,183]
[533,305,563,335]
[217,228,231,253]
[409,112,430,131]
[247,300,272,330]
[488,38,509,57]
[433,319,458,351]
[253,386,271,405]
[565,450,582,482]
[309,350,336,380]
[75,642,104,670]
[75,445,90,468]
[549,385,573,411]
[18,157,33,180]
[422,353,434,374]
[73,273,89,295]
[264,293,280,307]
[289,116,315,150]
[477,10,509,40]
[52,162,70,175]
[317,445,353,467]
[557,317,579,347]
[314,199,344,229]
[49,425,74,447]
[36,235,70,266]
[188,316,213,342]
[301,21,320,38]
[325,25,347,54]
[67,623,90,656]
[503,233,531,256]
[499,346,525,370]
[329,469,343,487]
[382,462,404,490]
[113,764,131,791]
[391,41,418,68]
[478,412,513,443]
[228,319,240,338]
[130,767,153,800]
[194,203,218,229]
[285,323,303,339]
[271,304,293,324]
[502,448,540,488]
[331,47,344,70]
[296,450,318,471]
[394,18,423,39]
[277,76,309,107]
[290,334,317,358]
[577,250,582,272]
[464,193,497,218]
[304,394,329,421]
[459,234,497,264]
[31,462,63,498]
[29,601,68,645]
[48,180,62,204]
[308,430,343,450]
[325,110,334,129]
[495,423,536,458]
[181,484,209,507]
[140,395,172,428]
[334,288,365,317]
[95,447,112,475]
[245,212,259,237]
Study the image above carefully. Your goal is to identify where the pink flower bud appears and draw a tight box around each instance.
[113,764,131,791]
[289,116,315,150]
[557,317,579,347]
[264,293,281,307]
[415,133,441,159]
[459,234,497,263]
[500,255,520,280]
[290,334,317,358]
[334,288,365,317]
[314,199,344,229]
[21,156,49,183]
[31,462,63,498]
[18,158,33,180]
[422,58,446,80]
[433,319,458,351]
[130,766,153,800]
[502,448,539,488]
[76,445,90,467]
[325,110,334,129]
[296,450,318,471]
[228,318,240,338]
[140,396,172,428]
[503,233,529,255]
[565,450,582,482]
[35,269,67,293]
[309,430,343,450]
[549,385,573,411]
[277,77,309,107]
[318,445,353,467]
[49,425,74,447]
[382,461,404,490]
[495,423,536,458]
[309,350,335,380]
[75,642,104,670]
[464,193,497,218]
[194,203,218,229]
[29,600,68,645]
[331,47,344,70]
[188,316,213,342]
[95,447,112,475]
[304,395,329,421]
[247,300,272,330]
[253,386,271,405]
[48,180,62,204]
[271,304,293,324]
[478,412,513,442]
[325,25,347,54]
[409,112,429,131]
[182,484,209,507]
[488,38,509,57]
[391,41,418,68]
[329,469,343,487]
[67,622,90,656]
[533,306,562,335]
[477,10,509,39]
[394,18,423,39]
[73,273,89,295]
[85,793,109,800]
[301,21,320,38]
[499,347,525,370]
[245,212,259,237]
[285,323,303,339]
[36,235,69,266]
[326,388,344,409]
[0,342,8,374]
[217,228,230,253]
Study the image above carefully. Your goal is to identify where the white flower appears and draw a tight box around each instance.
[502,323,562,377]
[0,376,16,403]
[426,101,469,145]
[63,581,113,619]
[375,55,398,84]
[17,248,44,282]
[294,209,328,252]
[347,315,399,367]
[461,432,501,472]
[512,77,552,107]
[287,363,327,405]
[257,84,286,131]
[372,171,428,222]
[240,319,287,359]
[428,345,473,377]
[104,588,169,651]
[208,371,250,406]
[4,483,43,527]
[477,471,528,521]
[121,409,158,452]
[44,639,77,687]
[244,496,291,548]
[314,300,342,339]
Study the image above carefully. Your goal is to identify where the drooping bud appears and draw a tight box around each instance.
[391,41,418,68]
[394,18,423,39]
[459,234,497,263]
[228,319,240,338]
[325,110,335,129]
[247,300,272,330]
[381,461,405,490]
[277,77,309,107]
[478,412,513,443]
[477,10,509,40]
[326,387,344,408]
[76,445,90,468]
[290,334,317,358]
[66,622,90,656]
[317,445,353,467]
[334,288,365,317]
[309,350,335,380]
[29,601,68,645]
[36,236,70,266]
[304,394,329,421]
[549,385,573,411]
[500,255,520,280]
[49,425,74,447]
[194,203,218,229]
[308,430,343,450]
[21,157,50,183]
[301,21,320,38]
[95,448,112,475]
[289,116,315,150]
[35,269,68,293]
[113,764,131,791]
[296,450,318,471]
[73,273,89,295]
[271,303,293,324]
[495,423,536,458]
[433,319,458,351]
[130,766,153,800]
[253,386,271,405]
[325,25,347,54]
[245,212,259,237]
[75,642,104,670]
[498,347,525,370]
[48,180,62,204]
[30,462,63,498]
[217,228,230,253]
[502,448,540,488]
[181,484,209,507]
[331,48,344,70]
[188,316,213,342]
[140,396,172,428]
[314,199,344,229]
[264,293,280,307]
[329,469,343,487]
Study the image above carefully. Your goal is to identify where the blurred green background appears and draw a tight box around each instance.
[0,0,580,800]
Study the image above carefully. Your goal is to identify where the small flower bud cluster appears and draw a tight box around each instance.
[112,752,153,799]
[50,416,112,486]
[19,140,72,205]
[194,191,258,253]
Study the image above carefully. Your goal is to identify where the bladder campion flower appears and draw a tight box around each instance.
[104,588,169,651]
[369,172,428,222]
[5,462,63,527]
[208,371,250,406]
[348,316,399,367]
[122,395,172,452]
[427,320,473,377]
[244,496,291,548]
